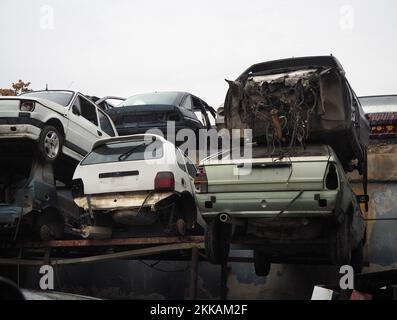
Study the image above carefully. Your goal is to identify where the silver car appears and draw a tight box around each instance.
[194,144,366,275]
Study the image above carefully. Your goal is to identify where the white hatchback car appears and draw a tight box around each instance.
[72,134,199,235]
[0,90,118,162]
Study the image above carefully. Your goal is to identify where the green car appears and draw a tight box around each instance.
[194,145,366,275]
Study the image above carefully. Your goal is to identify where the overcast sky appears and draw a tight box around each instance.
[0,0,396,107]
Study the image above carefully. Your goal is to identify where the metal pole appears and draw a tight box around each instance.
[220,261,228,300]
[189,246,199,300]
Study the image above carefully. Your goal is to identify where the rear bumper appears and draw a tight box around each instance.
[74,191,175,211]
[0,117,43,140]
[196,190,339,219]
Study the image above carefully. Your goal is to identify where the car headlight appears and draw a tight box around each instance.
[20,101,35,112]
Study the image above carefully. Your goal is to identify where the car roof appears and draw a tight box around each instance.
[237,56,345,80]
[20,89,76,95]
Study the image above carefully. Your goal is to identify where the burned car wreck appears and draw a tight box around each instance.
[224,56,370,173]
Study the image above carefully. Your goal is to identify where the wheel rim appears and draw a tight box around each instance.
[43,130,60,159]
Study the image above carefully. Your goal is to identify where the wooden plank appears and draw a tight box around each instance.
[1,236,204,249]
[0,243,204,266]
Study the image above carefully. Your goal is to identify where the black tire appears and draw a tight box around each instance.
[38,125,63,163]
[34,210,64,241]
[351,241,364,274]
[329,214,351,265]
[205,219,232,265]
[253,250,271,277]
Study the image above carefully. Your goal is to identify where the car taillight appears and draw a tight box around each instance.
[194,166,208,193]
[20,101,35,112]
[71,179,85,198]
[155,172,175,192]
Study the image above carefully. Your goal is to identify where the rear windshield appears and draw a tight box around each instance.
[120,92,179,107]
[21,91,74,107]
[81,140,164,165]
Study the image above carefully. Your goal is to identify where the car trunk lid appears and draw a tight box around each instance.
[203,158,329,193]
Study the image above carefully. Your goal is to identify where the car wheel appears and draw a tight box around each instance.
[205,218,232,265]
[329,214,351,265]
[34,210,64,241]
[351,241,364,274]
[38,125,63,162]
[253,250,271,277]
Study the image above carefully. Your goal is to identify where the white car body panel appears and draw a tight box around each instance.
[73,135,194,196]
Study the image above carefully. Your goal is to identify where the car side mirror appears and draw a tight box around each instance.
[356,194,369,204]
[72,105,81,116]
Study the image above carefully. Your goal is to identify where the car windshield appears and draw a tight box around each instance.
[81,139,164,165]
[360,96,397,113]
[21,91,74,107]
[120,92,179,107]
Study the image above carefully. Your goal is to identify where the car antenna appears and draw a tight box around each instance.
[45,84,48,91]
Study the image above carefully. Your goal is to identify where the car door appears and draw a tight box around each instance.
[180,95,206,130]
[66,94,102,157]
[98,109,117,137]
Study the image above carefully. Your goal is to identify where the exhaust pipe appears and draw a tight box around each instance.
[219,213,231,224]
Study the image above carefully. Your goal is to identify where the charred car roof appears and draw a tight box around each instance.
[238,55,345,79]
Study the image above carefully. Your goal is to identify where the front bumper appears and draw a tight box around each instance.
[0,117,43,140]
[196,190,339,220]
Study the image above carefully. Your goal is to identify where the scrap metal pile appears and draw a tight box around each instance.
[238,70,321,150]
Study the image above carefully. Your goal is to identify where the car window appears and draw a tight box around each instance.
[175,149,187,173]
[22,91,74,107]
[98,110,115,137]
[120,92,179,107]
[182,95,193,110]
[82,140,164,165]
[75,96,98,126]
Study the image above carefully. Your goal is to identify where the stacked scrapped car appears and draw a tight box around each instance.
[196,56,370,274]
[106,91,216,144]
[72,134,200,237]
[0,90,118,240]
[195,145,367,274]
[224,56,370,173]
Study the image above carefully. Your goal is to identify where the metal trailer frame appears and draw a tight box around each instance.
[0,235,246,300]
